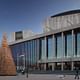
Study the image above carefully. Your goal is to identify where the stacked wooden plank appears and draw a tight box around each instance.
[0,33,16,76]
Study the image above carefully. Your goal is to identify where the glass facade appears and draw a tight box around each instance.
[10,29,80,71]
[25,39,40,68]
[11,43,25,70]
[10,39,39,70]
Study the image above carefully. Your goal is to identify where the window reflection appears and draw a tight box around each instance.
[47,36,53,59]
[41,38,46,59]
[56,34,62,58]
[66,33,72,57]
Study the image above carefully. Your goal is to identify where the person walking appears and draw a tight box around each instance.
[75,67,79,80]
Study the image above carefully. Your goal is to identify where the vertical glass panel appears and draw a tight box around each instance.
[33,40,35,65]
[29,41,31,66]
[18,43,25,70]
[35,39,38,63]
[47,36,53,59]
[20,43,25,56]
[53,36,55,58]
[32,40,34,65]
[56,34,62,58]
[74,32,77,56]
[27,41,30,66]
[73,32,75,57]
[41,38,45,59]
[39,39,41,60]
[66,33,72,57]
[63,34,65,57]
[30,41,32,66]
[33,40,35,64]
[36,39,39,61]
[29,41,31,67]
[34,40,36,63]
[24,41,28,66]
[35,40,37,64]
[77,32,80,56]
[11,45,17,66]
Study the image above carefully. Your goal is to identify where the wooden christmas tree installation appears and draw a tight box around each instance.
[0,33,16,76]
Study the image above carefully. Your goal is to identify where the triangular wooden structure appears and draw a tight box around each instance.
[0,33,16,75]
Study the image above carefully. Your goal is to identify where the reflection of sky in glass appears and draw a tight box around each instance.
[67,34,72,57]
[77,33,80,56]
[11,30,80,67]
[47,36,53,59]
[11,39,39,68]
[34,40,37,64]
[27,42,30,65]
[30,41,32,65]
[57,35,62,58]
[41,38,45,59]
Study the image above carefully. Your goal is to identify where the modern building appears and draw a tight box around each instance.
[9,9,80,71]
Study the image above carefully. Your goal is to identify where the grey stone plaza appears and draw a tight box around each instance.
[0,74,79,80]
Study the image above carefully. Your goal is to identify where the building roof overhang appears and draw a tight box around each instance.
[51,9,80,18]
[9,23,80,45]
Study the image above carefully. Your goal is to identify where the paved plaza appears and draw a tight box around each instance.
[0,74,80,80]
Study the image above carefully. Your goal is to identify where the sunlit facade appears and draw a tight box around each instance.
[9,10,80,71]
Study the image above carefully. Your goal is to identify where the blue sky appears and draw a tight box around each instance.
[0,0,80,41]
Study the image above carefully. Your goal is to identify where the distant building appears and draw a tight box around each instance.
[10,30,34,41]
[9,10,80,71]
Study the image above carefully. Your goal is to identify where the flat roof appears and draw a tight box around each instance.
[9,23,80,45]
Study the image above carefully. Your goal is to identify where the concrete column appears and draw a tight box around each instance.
[71,61,74,71]
[44,63,46,70]
[71,30,74,71]
[44,37,47,60]
[61,32,64,71]
[52,63,55,71]
[62,32,64,58]
[52,35,55,71]
[61,62,64,71]
[44,37,47,71]
[72,30,74,57]
[52,35,55,58]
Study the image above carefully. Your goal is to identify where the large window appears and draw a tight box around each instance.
[24,39,39,69]
[76,31,80,56]
[10,42,25,70]
[41,38,46,59]
[15,31,23,40]
[10,45,18,66]
[32,40,35,65]
[65,32,72,57]
[47,36,53,59]
[25,41,28,66]
[56,34,63,58]
[27,41,31,66]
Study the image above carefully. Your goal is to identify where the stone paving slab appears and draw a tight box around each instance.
[0,74,79,80]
